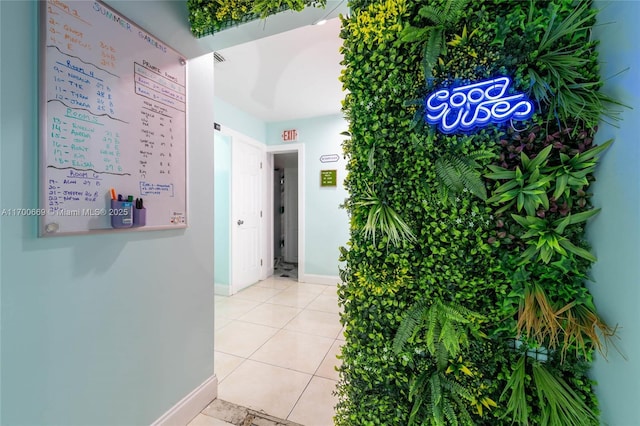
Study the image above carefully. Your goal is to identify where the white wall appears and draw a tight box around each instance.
[0,2,216,424]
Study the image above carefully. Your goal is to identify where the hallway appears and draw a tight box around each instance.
[190,276,343,425]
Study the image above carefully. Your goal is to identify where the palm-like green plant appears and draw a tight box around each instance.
[501,354,598,426]
[354,185,415,246]
[485,145,554,216]
[552,139,613,201]
[501,355,529,425]
[399,0,470,80]
[524,1,625,127]
[511,208,600,264]
[393,300,492,425]
[532,360,598,426]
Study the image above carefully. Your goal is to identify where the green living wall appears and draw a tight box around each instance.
[337,0,622,424]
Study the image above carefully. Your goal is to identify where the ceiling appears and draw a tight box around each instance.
[214,17,346,122]
[105,1,349,123]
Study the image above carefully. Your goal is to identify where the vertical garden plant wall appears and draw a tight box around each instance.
[187,0,327,37]
[337,0,622,424]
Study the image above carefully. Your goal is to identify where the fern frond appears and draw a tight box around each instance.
[434,340,450,371]
[429,373,447,426]
[435,181,453,205]
[465,148,496,164]
[435,152,489,203]
[392,301,428,353]
[423,28,444,79]
[408,371,432,425]
[400,25,433,43]
[444,0,470,26]
[441,374,475,402]
[453,156,487,200]
[425,303,441,355]
[451,392,475,425]
[441,396,459,426]
[436,156,464,192]
[418,5,445,25]
[396,299,484,361]
[430,372,443,409]
[439,319,462,357]
[438,298,476,323]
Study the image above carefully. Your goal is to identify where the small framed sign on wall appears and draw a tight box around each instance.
[320,170,337,187]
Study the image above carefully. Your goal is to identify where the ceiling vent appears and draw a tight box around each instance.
[213,52,226,63]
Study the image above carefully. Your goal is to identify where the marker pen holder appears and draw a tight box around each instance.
[110,200,133,228]
[133,207,146,227]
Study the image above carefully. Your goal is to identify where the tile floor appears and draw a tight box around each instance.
[189,275,343,426]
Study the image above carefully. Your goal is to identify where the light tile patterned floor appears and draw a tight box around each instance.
[190,275,344,426]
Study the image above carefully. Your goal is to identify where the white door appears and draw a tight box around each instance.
[231,136,264,293]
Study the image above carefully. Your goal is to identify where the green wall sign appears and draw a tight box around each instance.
[320,169,337,187]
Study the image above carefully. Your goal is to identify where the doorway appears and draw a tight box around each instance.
[266,144,305,282]
[273,152,298,280]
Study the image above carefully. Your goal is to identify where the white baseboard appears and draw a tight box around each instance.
[299,273,340,286]
[215,283,231,296]
[151,374,218,426]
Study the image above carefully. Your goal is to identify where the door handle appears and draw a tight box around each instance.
[237,219,244,225]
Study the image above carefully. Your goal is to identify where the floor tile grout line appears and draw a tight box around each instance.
[240,356,320,378]
[215,353,248,385]
[243,315,337,372]
[222,318,282,361]
[285,373,315,421]
[310,336,341,377]
[214,275,340,425]
[218,317,282,333]
[215,279,294,377]
[218,308,338,376]
[284,370,340,422]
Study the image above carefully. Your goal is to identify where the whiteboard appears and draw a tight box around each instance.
[39,0,187,236]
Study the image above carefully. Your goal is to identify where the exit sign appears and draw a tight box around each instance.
[282,129,298,142]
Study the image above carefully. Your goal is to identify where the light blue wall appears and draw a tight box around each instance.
[0,0,3,419]
[0,2,215,425]
[266,114,349,278]
[214,97,267,143]
[214,132,231,287]
[589,2,640,424]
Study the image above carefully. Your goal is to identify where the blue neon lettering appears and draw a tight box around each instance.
[424,77,534,134]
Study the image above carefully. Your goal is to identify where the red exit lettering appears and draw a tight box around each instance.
[282,129,298,142]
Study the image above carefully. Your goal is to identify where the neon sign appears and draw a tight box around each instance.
[424,77,534,134]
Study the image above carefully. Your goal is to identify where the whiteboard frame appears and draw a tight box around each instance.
[38,0,189,237]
